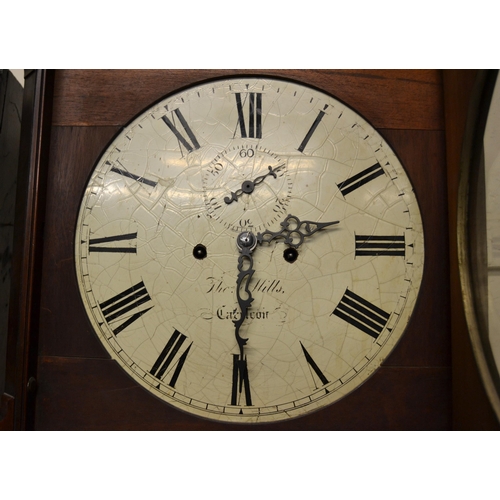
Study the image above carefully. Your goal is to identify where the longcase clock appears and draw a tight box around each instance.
[2,70,451,430]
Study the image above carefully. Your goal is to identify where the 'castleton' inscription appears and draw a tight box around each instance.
[217,306,270,320]
[200,304,287,322]
[206,276,285,294]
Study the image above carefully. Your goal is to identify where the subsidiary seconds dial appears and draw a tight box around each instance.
[202,143,292,232]
[74,77,424,423]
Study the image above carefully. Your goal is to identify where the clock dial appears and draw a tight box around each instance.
[75,77,424,423]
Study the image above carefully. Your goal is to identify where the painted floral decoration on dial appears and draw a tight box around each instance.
[75,77,424,423]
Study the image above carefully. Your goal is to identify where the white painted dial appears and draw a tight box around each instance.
[75,77,424,423]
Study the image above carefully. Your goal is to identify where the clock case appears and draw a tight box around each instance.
[3,70,451,430]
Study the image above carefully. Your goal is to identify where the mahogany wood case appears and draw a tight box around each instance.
[3,69,485,430]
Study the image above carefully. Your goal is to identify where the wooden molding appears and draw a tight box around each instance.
[5,70,54,430]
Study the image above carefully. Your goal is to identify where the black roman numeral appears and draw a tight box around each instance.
[337,162,385,197]
[297,108,327,152]
[109,163,157,187]
[300,342,329,387]
[235,92,262,138]
[150,329,192,388]
[89,232,137,253]
[161,109,200,153]
[231,354,252,406]
[355,234,405,257]
[99,281,153,335]
[332,289,390,340]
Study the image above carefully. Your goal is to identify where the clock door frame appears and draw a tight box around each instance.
[1,70,54,430]
[446,69,500,429]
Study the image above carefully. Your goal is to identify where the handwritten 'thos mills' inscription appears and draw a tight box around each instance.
[206,276,285,294]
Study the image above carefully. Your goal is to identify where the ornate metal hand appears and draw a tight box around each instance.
[234,231,258,358]
[233,214,338,359]
[224,164,285,204]
[257,214,339,248]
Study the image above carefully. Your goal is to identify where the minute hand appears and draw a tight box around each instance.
[233,215,338,356]
[256,215,339,248]
[234,232,258,358]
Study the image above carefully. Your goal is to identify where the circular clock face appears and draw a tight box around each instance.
[75,77,424,423]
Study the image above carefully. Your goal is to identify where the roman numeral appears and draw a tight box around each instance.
[150,329,192,388]
[332,289,390,340]
[297,108,327,152]
[161,109,200,153]
[231,354,252,406]
[89,232,137,253]
[99,280,153,335]
[109,164,157,187]
[300,342,329,387]
[235,92,262,138]
[337,162,385,197]
[355,234,405,257]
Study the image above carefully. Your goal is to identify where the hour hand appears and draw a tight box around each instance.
[257,214,339,249]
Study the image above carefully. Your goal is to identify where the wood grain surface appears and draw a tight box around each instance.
[52,69,444,130]
[35,357,450,430]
